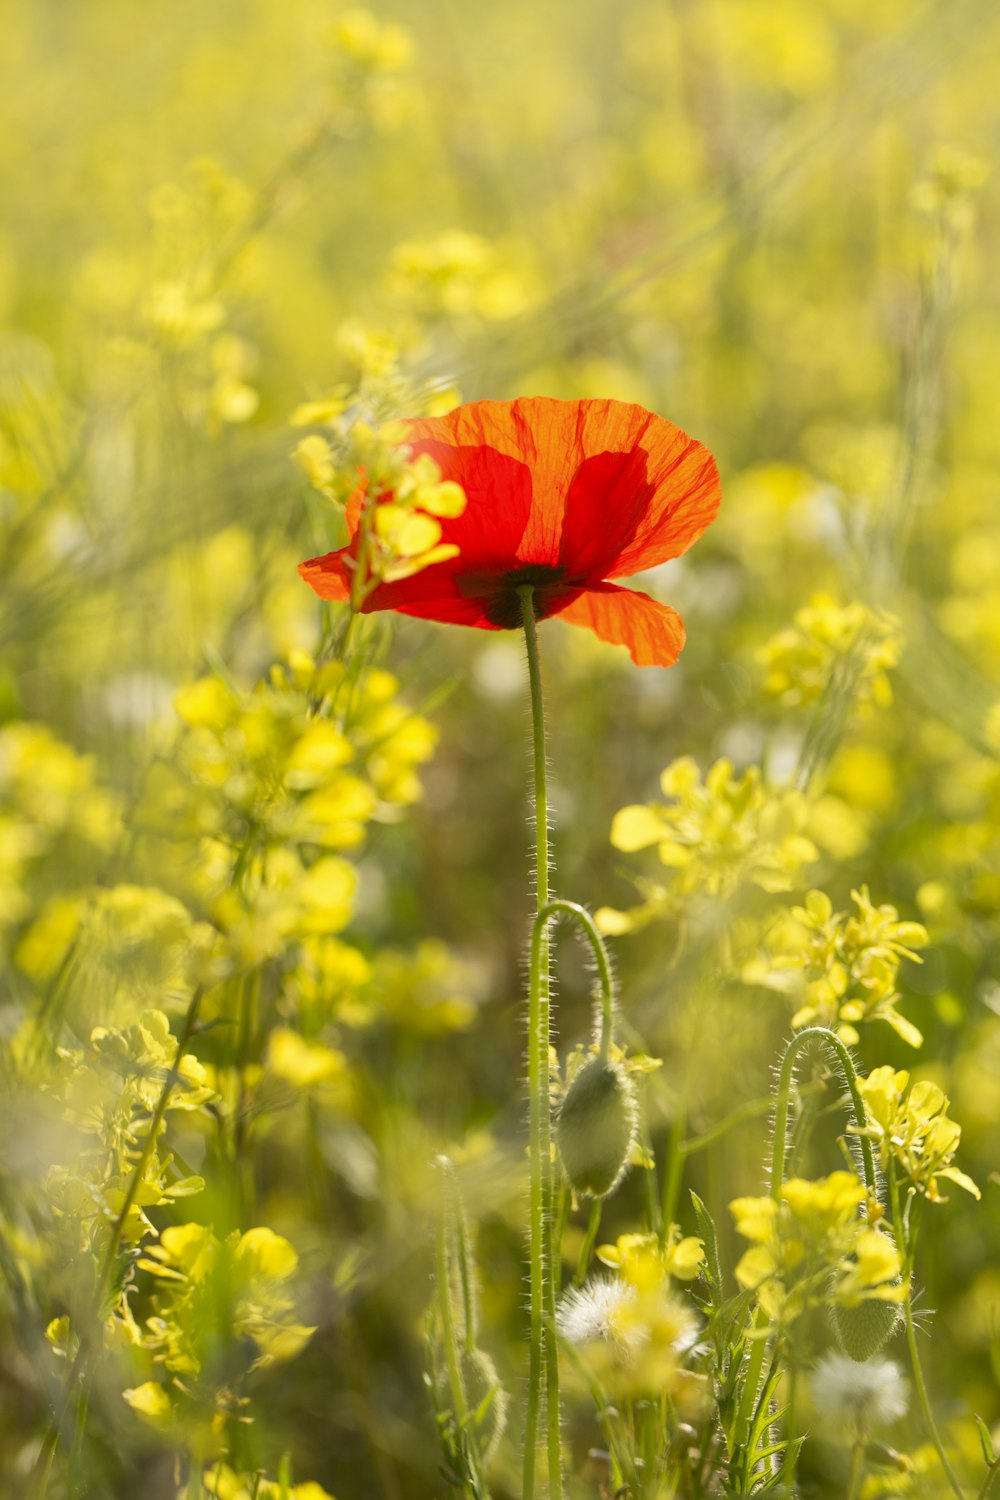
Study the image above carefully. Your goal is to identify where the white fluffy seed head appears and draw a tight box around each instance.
[556,1276,643,1355]
[810,1352,910,1434]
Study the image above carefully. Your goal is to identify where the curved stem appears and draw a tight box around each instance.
[520,589,562,1500]
[771,1026,877,1204]
[529,899,615,1058]
[768,1026,877,1496]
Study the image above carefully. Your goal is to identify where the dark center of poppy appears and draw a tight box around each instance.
[460,564,572,629]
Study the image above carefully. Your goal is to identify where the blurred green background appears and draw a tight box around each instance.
[2,1,999,1496]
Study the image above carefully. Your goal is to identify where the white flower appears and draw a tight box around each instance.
[556,1276,699,1365]
[556,1277,644,1357]
[810,1352,909,1434]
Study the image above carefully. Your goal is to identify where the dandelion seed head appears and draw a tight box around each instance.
[557,1276,642,1354]
[810,1351,909,1434]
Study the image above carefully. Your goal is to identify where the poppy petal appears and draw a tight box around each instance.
[605,430,719,578]
[555,411,719,579]
[554,583,685,668]
[557,447,657,577]
[299,552,352,601]
[406,398,719,579]
[400,438,533,570]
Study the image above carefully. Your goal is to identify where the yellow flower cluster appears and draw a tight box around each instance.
[759,594,902,710]
[181,1465,334,1500]
[910,145,990,235]
[0,722,120,931]
[730,1172,903,1321]
[295,417,467,601]
[598,757,818,933]
[386,230,535,324]
[743,886,928,1047]
[858,1067,980,1203]
[91,158,262,436]
[126,1223,313,1407]
[135,652,435,969]
[44,1008,210,1258]
[559,1228,705,1398]
[596,1228,706,1286]
[323,7,417,134]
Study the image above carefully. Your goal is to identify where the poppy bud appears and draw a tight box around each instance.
[830,1297,902,1362]
[556,1056,638,1198]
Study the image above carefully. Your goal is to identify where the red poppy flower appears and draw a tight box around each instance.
[298,396,721,667]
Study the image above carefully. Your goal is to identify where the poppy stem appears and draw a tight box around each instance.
[519,586,563,1500]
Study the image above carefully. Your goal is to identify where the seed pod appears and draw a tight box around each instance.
[830,1297,902,1362]
[556,1056,638,1198]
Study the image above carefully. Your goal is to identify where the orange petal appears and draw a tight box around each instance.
[405,398,719,577]
[399,438,533,569]
[298,553,351,601]
[555,583,685,668]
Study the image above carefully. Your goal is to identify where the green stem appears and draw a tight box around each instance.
[890,1162,966,1500]
[436,1205,469,1425]
[520,588,562,1500]
[553,1177,571,1300]
[778,1358,798,1494]
[445,1163,479,1352]
[574,1201,603,1287]
[768,1027,876,1494]
[528,899,615,1057]
[679,1095,774,1157]
[732,1309,769,1459]
[845,1438,865,1500]
[976,1459,1000,1500]
[435,1193,485,1498]
[660,1103,687,1242]
[771,1027,877,1205]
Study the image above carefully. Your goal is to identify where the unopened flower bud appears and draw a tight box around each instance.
[830,1297,902,1362]
[556,1056,638,1198]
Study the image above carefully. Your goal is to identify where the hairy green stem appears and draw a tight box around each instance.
[769,1026,876,1494]
[520,588,562,1500]
[889,1162,966,1500]
[529,898,615,1057]
[771,1026,877,1204]
[435,1192,486,1498]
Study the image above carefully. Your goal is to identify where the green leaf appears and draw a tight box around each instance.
[691,1190,723,1309]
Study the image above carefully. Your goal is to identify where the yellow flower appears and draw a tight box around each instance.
[598,757,818,932]
[730,1173,898,1320]
[858,1068,980,1203]
[744,886,926,1047]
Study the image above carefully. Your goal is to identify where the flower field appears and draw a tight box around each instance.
[2,2,999,1497]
